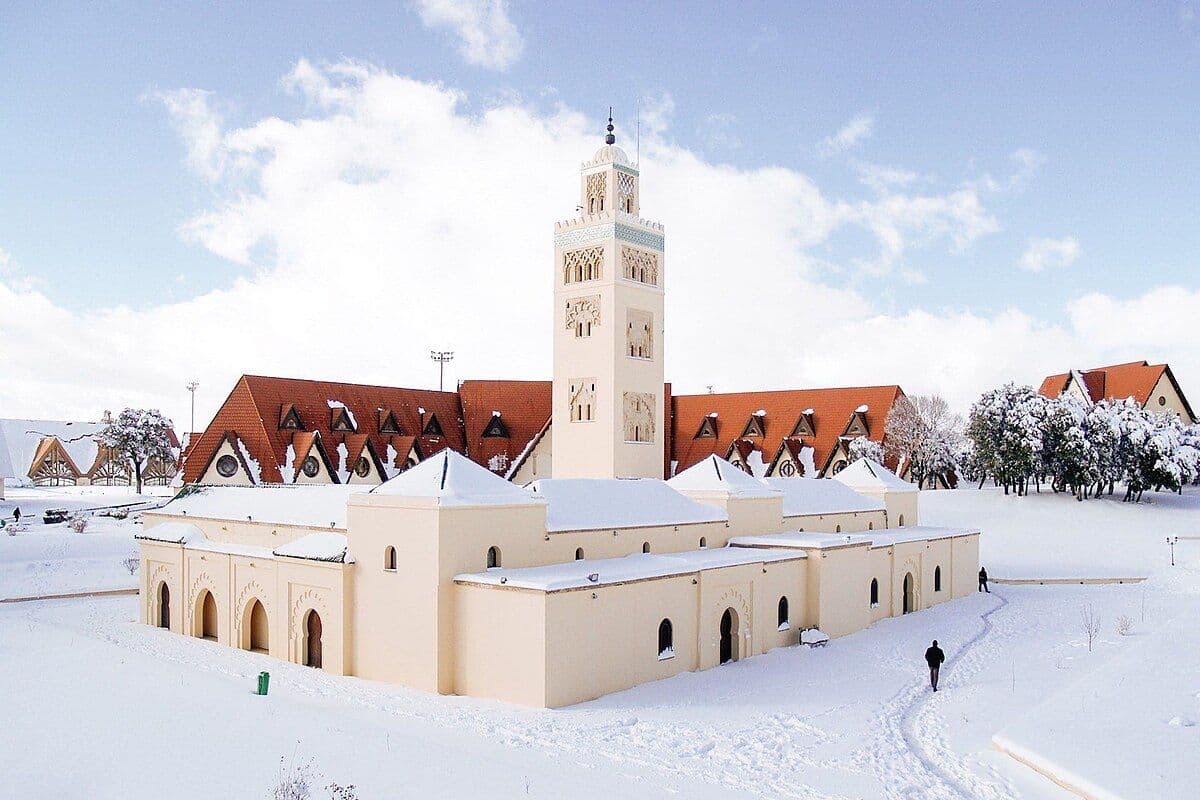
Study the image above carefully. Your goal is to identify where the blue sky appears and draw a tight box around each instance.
[2,2,1199,425]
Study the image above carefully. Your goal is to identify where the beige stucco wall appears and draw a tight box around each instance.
[803,543,872,638]
[548,519,730,561]
[138,527,351,674]
[141,511,329,550]
[783,508,887,533]
[508,425,552,484]
[456,554,808,708]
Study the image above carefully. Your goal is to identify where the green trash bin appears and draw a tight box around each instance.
[257,671,270,696]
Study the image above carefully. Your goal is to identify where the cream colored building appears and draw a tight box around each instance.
[137,124,980,708]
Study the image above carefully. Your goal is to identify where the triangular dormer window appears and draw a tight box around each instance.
[482,414,509,438]
[741,414,765,438]
[422,412,444,437]
[791,413,815,437]
[694,416,717,439]
[845,413,868,437]
[279,405,303,431]
[378,409,401,435]
[330,406,356,432]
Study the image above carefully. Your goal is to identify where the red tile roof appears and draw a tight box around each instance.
[670,386,905,477]
[183,375,464,483]
[1038,361,1191,414]
[459,380,552,474]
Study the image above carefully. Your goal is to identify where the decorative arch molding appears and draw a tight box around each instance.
[900,555,922,612]
[233,580,269,642]
[288,586,331,665]
[146,562,173,625]
[712,585,753,654]
[188,570,219,637]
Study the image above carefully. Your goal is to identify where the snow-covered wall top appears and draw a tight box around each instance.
[526,478,727,532]
[0,418,103,483]
[456,547,804,592]
[729,525,978,551]
[762,477,885,517]
[155,484,371,529]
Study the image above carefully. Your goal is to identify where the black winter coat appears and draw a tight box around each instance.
[925,645,945,668]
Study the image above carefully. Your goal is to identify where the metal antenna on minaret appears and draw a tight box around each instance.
[605,107,615,145]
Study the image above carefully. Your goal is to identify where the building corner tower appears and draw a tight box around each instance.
[551,114,666,479]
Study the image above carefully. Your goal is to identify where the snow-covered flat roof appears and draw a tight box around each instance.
[455,546,805,592]
[730,525,979,551]
[136,520,205,544]
[153,484,371,529]
[763,477,885,517]
[526,478,727,532]
[273,532,352,563]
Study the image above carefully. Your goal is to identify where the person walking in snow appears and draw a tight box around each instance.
[12,507,19,524]
[925,640,945,691]
[978,566,990,593]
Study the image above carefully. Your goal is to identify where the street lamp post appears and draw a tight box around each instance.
[1167,536,1179,566]
[430,351,454,392]
[186,381,199,434]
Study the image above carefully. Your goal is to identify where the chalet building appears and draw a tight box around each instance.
[0,417,179,489]
[186,379,903,486]
[1038,361,1195,425]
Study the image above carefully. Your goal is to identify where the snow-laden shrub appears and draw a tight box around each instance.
[122,556,140,576]
[1115,615,1134,636]
[68,514,89,534]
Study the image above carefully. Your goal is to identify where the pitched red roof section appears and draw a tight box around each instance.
[459,380,552,475]
[671,386,905,477]
[184,375,464,483]
[1039,361,1179,408]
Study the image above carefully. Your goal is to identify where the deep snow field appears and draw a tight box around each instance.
[1,485,1197,799]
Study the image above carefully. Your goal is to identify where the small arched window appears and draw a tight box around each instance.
[658,618,673,659]
[642,541,651,554]
[589,198,595,213]
[868,521,874,530]
[384,546,397,571]
[898,514,905,527]
[870,578,879,606]
[575,547,585,560]
[836,524,842,533]
[777,596,789,630]
[934,566,942,592]
[699,537,707,549]
[486,546,501,569]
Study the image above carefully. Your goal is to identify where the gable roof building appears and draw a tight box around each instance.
[1038,361,1194,424]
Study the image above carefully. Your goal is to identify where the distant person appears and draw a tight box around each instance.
[12,507,19,523]
[925,640,945,691]
[978,566,990,593]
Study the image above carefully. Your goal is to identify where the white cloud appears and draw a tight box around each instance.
[156,88,226,181]
[1,62,1195,429]
[414,0,524,70]
[818,113,873,157]
[1020,236,1080,272]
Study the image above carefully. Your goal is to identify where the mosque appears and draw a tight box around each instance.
[137,121,979,707]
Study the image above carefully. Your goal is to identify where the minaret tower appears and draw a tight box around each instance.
[551,112,665,479]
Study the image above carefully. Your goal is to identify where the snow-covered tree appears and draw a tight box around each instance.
[99,408,176,494]
[847,436,884,465]
[884,394,962,488]
[966,384,1044,495]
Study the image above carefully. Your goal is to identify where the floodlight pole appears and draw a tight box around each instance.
[430,351,454,392]
[186,381,199,434]
[1168,536,1178,566]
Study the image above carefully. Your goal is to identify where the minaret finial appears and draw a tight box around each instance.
[605,107,615,145]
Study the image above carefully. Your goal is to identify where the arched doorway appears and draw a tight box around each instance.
[157,582,170,629]
[244,599,269,654]
[719,607,740,664]
[197,590,218,640]
[304,610,323,668]
[902,573,914,614]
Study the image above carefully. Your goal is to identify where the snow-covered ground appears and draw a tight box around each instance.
[1,485,1197,798]
[0,486,167,600]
